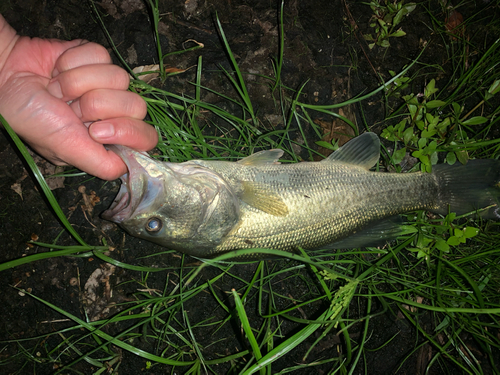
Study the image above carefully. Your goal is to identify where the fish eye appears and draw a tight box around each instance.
[145,217,162,232]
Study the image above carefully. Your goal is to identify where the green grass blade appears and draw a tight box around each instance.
[0,114,88,247]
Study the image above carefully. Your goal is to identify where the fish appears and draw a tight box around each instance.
[102,133,500,259]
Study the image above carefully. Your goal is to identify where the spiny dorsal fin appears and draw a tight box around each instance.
[240,181,289,216]
[321,132,380,169]
[237,149,284,166]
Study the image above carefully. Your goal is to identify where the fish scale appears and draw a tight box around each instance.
[201,162,439,254]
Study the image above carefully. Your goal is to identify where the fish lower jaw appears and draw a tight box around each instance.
[102,191,130,222]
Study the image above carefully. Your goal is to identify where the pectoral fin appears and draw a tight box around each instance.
[240,181,289,216]
[237,149,284,165]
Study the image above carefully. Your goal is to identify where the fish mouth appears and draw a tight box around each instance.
[101,175,133,223]
[101,145,160,223]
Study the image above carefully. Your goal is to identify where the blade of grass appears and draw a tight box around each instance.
[0,114,88,247]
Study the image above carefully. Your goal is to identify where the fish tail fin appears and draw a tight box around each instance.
[432,159,500,219]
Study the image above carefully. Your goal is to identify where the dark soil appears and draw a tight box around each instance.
[1,0,499,374]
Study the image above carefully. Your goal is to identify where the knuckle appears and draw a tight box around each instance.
[85,42,112,63]
[115,68,131,89]
[82,93,102,116]
[126,94,147,118]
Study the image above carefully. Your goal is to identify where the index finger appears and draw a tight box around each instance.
[52,41,112,77]
[61,129,129,180]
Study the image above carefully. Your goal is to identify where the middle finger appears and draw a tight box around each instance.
[70,89,148,122]
[47,64,130,102]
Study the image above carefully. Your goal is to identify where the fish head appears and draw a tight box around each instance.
[102,146,240,256]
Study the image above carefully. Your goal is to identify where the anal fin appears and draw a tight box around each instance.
[322,217,416,249]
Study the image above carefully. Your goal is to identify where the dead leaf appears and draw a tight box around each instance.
[83,264,116,321]
[416,344,432,375]
[131,64,194,84]
[445,10,464,39]
[131,64,160,83]
[11,182,23,200]
[78,185,100,216]
[163,67,189,74]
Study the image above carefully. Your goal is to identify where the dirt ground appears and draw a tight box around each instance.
[1,0,499,374]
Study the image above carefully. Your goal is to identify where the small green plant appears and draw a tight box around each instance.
[384,69,412,99]
[407,211,480,260]
[363,0,416,48]
[382,78,495,172]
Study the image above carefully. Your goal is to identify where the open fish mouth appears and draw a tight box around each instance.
[101,145,153,223]
[101,176,133,223]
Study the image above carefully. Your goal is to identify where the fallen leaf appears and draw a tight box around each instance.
[78,185,100,216]
[445,10,464,38]
[131,64,160,83]
[11,182,23,200]
[163,67,188,74]
[131,64,191,84]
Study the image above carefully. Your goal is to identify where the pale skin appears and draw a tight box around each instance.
[0,14,158,180]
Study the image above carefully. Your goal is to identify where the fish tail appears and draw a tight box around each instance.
[432,159,500,219]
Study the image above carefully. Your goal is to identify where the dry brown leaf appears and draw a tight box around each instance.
[445,10,464,38]
[11,182,23,200]
[131,64,160,83]
[163,67,188,74]
[78,185,100,216]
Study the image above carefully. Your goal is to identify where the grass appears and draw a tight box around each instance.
[1,0,500,374]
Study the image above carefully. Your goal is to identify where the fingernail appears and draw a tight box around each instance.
[90,122,115,139]
[47,80,63,99]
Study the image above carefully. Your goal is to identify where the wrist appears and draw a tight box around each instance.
[0,14,19,75]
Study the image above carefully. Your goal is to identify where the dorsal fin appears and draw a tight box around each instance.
[321,132,380,169]
[237,149,284,166]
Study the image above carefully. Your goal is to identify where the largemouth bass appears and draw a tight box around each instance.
[102,133,500,258]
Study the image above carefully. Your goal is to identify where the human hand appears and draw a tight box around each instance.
[0,15,158,180]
